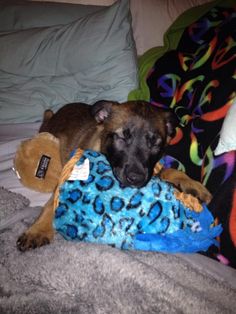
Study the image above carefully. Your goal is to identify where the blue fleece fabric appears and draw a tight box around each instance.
[53,149,222,252]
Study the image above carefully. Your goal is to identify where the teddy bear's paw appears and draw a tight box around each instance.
[17,230,53,252]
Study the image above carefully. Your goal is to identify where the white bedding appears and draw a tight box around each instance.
[0,122,51,206]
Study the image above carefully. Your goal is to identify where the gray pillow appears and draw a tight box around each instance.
[0,0,138,124]
[0,1,102,31]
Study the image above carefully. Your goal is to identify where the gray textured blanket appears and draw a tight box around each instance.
[0,186,236,314]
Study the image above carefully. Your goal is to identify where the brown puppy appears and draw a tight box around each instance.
[17,100,212,251]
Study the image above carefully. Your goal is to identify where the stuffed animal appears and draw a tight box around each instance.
[13,133,222,253]
[13,132,62,193]
[53,149,222,253]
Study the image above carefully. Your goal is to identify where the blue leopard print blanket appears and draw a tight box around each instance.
[53,150,222,253]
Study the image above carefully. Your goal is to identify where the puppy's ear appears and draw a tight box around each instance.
[163,109,179,138]
[39,109,54,132]
[91,100,119,123]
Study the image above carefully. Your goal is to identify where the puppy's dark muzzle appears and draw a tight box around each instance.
[126,170,146,187]
[122,164,149,188]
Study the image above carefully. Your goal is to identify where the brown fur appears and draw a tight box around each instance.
[17,101,212,251]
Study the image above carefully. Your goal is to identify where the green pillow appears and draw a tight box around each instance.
[0,0,138,124]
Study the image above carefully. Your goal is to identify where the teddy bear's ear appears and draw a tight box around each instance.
[91,100,119,123]
[13,132,62,193]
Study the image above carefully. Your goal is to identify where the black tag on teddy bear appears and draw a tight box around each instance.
[35,155,51,179]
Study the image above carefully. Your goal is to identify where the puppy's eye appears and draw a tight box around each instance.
[112,133,126,150]
[146,134,161,148]
[114,128,131,142]
[123,128,131,140]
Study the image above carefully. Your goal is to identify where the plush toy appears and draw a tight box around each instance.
[13,132,62,193]
[53,149,222,253]
[13,132,222,253]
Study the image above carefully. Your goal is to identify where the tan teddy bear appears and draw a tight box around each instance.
[13,132,62,193]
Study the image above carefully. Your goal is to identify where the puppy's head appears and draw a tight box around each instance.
[91,100,178,188]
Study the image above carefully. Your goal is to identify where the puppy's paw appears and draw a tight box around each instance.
[178,179,212,204]
[17,230,53,252]
[174,190,203,212]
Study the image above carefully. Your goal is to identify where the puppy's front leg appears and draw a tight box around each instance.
[159,168,212,204]
[17,195,55,251]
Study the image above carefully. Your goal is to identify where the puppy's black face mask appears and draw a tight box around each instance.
[91,100,178,188]
[105,122,165,187]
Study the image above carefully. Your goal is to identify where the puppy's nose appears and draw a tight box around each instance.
[126,170,145,187]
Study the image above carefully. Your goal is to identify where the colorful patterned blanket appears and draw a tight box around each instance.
[147,4,236,266]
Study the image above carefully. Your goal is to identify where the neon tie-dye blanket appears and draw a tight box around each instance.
[147,4,236,266]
